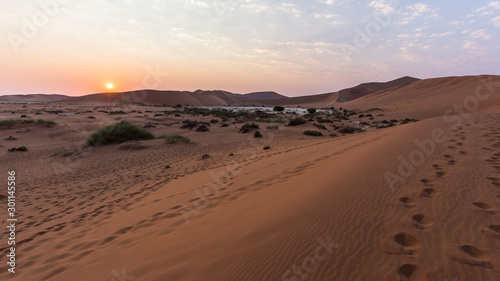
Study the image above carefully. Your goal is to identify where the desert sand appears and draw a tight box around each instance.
[1,75,500,280]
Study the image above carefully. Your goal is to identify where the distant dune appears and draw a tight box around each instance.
[0,94,70,103]
[236,91,289,101]
[336,76,420,102]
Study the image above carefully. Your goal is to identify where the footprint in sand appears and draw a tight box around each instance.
[448,160,456,165]
[486,177,500,187]
[397,264,427,281]
[412,214,434,230]
[445,244,494,269]
[473,202,496,214]
[481,225,500,239]
[421,188,439,198]
[432,164,442,170]
[394,232,421,255]
[400,197,416,208]
[435,171,446,178]
[420,178,434,187]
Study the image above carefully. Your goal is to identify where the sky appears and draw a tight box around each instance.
[0,0,499,97]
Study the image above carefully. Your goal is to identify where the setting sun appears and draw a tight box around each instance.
[106,83,114,90]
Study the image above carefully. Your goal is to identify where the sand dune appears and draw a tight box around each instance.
[0,75,499,280]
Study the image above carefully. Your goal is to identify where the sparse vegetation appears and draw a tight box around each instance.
[254,131,263,138]
[255,118,286,123]
[307,108,317,114]
[287,118,307,126]
[196,124,209,132]
[313,123,327,130]
[0,119,56,128]
[8,146,28,152]
[240,123,259,133]
[273,106,285,112]
[85,122,155,147]
[338,126,362,134]
[109,110,128,115]
[160,134,191,144]
[303,130,323,136]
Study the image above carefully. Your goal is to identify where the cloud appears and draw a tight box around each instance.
[368,0,399,15]
[398,3,438,25]
[430,31,454,37]
[463,29,492,40]
[462,41,480,50]
[493,15,500,27]
[319,0,335,5]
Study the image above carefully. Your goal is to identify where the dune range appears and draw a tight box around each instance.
[0,75,499,280]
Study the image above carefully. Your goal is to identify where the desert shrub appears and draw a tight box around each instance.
[313,123,327,130]
[174,104,182,108]
[307,108,317,114]
[180,120,199,130]
[266,125,279,130]
[220,123,229,127]
[316,117,333,123]
[85,123,155,147]
[377,114,385,117]
[287,118,307,126]
[303,130,323,136]
[273,106,285,112]
[338,126,362,134]
[255,118,286,123]
[154,114,164,117]
[263,145,271,150]
[400,118,419,124]
[365,107,384,112]
[365,114,373,117]
[210,119,219,124]
[87,116,96,119]
[235,110,249,116]
[109,110,128,115]
[8,146,28,152]
[0,119,55,128]
[160,134,191,144]
[358,114,365,118]
[196,124,209,132]
[240,123,259,133]
[254,131,262,138]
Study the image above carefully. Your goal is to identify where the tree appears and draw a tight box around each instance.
[307,108,317,114]
[273,106,285,112]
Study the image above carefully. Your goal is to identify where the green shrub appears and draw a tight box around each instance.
[338,126,362,134]
[255,118,286,123]
[196,124,209,132]
[254,131,262,138]
[160,134,191,144]
[235,110,249,116]
[273,106,285,112]
[287,118,307,126]
[307,108,317,114]
[0,119,56,128]
[85,123,155,147]
[303,130,322,136]
[240,123,259,133]
[109,110,128,115]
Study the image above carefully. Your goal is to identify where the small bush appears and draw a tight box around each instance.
[85,123,155,147]
[313,123,327,130]
[196,124,209,132]
[109,110,128,115]
[220,123,229,127]
[0,119,56,128]
[303,130,323,136]
[307,108,317,114]
[273,106,285,112]
[240,123,259,133]
[160,135,191,144]
[287,118,307,126]
[255,118,286,123]
[338,126,362,134]
[254,131,263,138]
[266,125,279,130]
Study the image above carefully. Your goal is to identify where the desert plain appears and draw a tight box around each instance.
[1,75,500,280]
